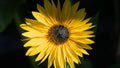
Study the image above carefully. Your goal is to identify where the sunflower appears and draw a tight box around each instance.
[20,0,95,68]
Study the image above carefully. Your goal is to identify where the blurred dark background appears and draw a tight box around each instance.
[0,0,120,68]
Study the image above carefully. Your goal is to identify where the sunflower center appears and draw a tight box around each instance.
[48,25,69,45]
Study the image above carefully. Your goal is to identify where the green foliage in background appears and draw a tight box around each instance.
[0,0,25,32]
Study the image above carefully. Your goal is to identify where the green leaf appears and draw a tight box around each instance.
[75,58,93,68]
[109,55,120,68]
[0,0,25,32]
[29,56,39,68]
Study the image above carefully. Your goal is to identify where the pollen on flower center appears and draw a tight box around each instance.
[47,25,69,45]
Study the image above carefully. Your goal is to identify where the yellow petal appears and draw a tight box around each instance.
[62,0,71,21]
[68,40,82,49]
[40,44,54,63]
[25,18,44,26]
[58,46,64,68]
[81,18,92,25]
[70,34,95,38]
[70,39,92,50]
[32,11,52,26]
[20,23,47,34]
[69,18,91,29]
[74,50,83,58]
[79,23,94,29]
[71,23,95,32]
[79,43,92,50]
[51,0,57,18]
[29,40,48,56]
[65,44,80,64]
[70,43,83,57]
[54,48,60,68]
[44,0,52,16]
[79,48,89,55]
[68,40,83,57]
[20,24,34,31]
[22,31,46,38]
[57,0,61,20]
[54,59,60,68]
[29,46,41,56]
[48,46,56,68]
[74,8,86,20]
[35,41,50,61]
[63,43,75,67]
[24,38,46,47]
[69,18,92,29]
[70,39,93,50]
[62,44,67,62]
[73,38,95,44]
[67,58,75,68]
[70,31,94,35]
[79,25,95,32]
[25,19,48,30]
[74,18,92,28]
[37,4,46,15]
[69,40,89,55]
[72,1,80,15]
[25,47,34,56]
[80,25,95,32]
[35,51,45,61]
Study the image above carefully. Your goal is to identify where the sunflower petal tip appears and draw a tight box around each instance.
[36,3,39,6]
[25,18,29,21]
[37,4,41,8]
[89,47,93,50]
[29,54,35,56]
[75,1,80,5]
[86,53,90,55]
[23,44,29,47]
[32,11,35,14]
[81,8,85,11]
[20,24,25,27]
[35,59,39,62]
[35,56,42,62]
[25,53,29,56]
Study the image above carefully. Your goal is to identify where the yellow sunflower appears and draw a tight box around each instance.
[20,0,95,68]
